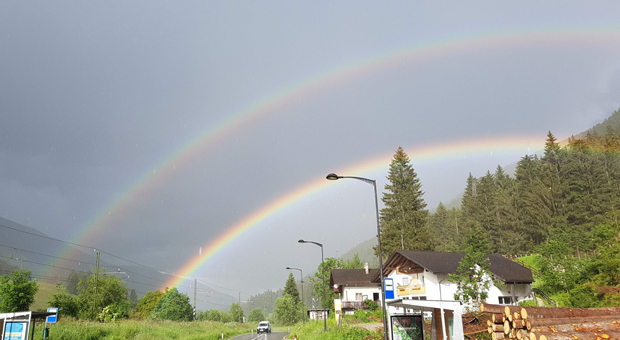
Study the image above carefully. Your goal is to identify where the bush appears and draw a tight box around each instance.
[568,285,600,308]
[363,299,378,311]
[348,309,383,323]
[98,302,129,322]
[48,292,79,319]
[150,288,193,321]
[518,299,537,307]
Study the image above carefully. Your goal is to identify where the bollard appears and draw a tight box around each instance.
[221,331,224,339]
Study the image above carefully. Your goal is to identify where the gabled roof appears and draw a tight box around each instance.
[330,269,380,288]
[380,251,534,284]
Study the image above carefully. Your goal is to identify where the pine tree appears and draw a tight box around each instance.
[493,165,524,254]
[430,202,454,252]
[283,272,300,305]
[375,147,433,258]
[461,173,480,232]
[514,154,550,247]
[477,171,498,252]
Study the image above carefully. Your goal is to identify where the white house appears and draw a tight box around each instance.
[380,251,534,314]
[330,252,534,340]
[330,264,381,315]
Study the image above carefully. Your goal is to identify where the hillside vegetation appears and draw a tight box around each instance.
[425,108,620,307]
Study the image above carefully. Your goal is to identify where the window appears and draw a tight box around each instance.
[498,296,513,305]
[356,293,363,301]
[403,277,410,286]
[410,296,427,300]
[373,293,379,301]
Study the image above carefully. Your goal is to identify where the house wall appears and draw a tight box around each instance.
[341,286,380,302]
[487,282,533,305]
[385,269,533,314]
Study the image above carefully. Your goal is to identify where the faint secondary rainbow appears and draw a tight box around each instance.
[161,135,545,289]
[48,26,620,277]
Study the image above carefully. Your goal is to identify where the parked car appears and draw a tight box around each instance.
[257,321,271,334]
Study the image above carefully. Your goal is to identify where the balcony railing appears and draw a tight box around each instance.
[341,301,366,310]
[397,284,426,296]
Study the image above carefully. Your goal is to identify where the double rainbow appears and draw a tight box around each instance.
[47,27,620,289]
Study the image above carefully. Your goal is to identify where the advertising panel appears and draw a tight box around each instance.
[333,299,342,326]
[391,315,423,340]
[4,322,27,340]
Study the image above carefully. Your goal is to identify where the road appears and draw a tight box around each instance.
[229,331,288,340]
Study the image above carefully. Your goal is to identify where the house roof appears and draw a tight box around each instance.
[330,269,380,287]
[380,251,534,283]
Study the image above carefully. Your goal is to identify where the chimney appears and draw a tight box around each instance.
[364,262,369,274]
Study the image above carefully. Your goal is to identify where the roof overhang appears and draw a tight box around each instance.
[0,311,56,320]
[387,299,463,312]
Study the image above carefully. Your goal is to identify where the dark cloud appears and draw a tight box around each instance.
[1,1,620,299]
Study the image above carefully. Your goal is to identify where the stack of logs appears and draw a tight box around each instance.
[480,303,620,340]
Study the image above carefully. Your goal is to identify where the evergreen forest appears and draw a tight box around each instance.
[422,109,620,307]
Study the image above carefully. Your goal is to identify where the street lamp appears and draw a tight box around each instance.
[326,173,389,340]
[286,266,305,323]
[298,239,327,331]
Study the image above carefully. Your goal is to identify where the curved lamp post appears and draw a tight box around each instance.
[298,239,326,331]
[326,173,389,340]
[286,266,305,323]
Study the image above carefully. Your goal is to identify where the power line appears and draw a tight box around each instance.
[0,224,242,300]
[196,278,252,297]
[0,222,193,290]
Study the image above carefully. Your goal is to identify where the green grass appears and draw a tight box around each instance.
[32,281,66,312]
[518,255,544,289]
[285,319,381,340]
[33,319,252,340]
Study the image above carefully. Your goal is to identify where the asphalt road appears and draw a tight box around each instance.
[229,331,288,340]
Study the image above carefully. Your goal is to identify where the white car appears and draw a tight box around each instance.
[257,321,271,334]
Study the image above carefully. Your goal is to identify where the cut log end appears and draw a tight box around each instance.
[521,307,528,320]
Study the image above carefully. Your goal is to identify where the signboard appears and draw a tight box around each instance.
[391,315,423,340]
[333,299,342,326]
[4,322,27,340]
[46,308,58,323]
[384,278,394,299]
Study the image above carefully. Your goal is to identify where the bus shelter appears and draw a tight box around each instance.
[1,311,56,340]
[386,299,464,340]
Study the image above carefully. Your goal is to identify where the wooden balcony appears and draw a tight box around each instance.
[397,284,426,296]
[341,301,367,310]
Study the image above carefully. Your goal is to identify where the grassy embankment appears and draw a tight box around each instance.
[32,281,63,311]
[31,320,251,340]
[285,317,382,340]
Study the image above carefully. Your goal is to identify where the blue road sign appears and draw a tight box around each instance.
[46,308,58,323]
[384,278,394,299]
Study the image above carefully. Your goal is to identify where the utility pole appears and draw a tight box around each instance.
[194,278,197,320]
[91,251,100,320]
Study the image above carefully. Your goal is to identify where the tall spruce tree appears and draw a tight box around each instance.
[461,173,480,231]
[283,272,300,305]
[430,202,452,252]
[375,147,433,258]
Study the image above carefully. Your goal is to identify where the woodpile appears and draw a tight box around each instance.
[479,303,620,340]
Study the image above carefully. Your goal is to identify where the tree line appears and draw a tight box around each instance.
[374,109,620,307]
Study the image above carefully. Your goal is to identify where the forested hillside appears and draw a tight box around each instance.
[426,108,620,307]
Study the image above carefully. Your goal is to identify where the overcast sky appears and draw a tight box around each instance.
[2,1,620,307]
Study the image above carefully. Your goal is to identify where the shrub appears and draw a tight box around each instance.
[363,299,378,311]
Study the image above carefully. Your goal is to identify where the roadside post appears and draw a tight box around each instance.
[44,308,58,339]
